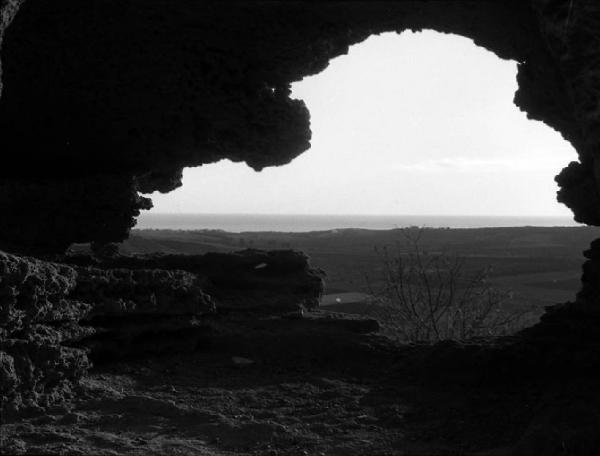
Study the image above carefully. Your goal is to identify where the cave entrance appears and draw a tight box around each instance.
[135,31,589,338]
[141,30,575,218]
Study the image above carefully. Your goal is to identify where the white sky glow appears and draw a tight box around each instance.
[142,30,577,217]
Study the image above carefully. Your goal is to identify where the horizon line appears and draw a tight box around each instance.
[139,212,576,219]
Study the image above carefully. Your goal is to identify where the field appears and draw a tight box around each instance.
[119,225,600,322]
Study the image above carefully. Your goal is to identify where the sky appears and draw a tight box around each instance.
[141,30,577,217]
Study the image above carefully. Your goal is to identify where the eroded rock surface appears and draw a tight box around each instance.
[0,252,89,413]
[0,249,322,413]
[65,249,324,314]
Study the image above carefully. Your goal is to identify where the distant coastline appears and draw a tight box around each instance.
[135,213,581,232]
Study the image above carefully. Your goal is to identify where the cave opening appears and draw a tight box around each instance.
[133,30,590,335]
[139,30,576,221]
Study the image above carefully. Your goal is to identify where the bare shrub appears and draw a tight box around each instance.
[365,228,532,343]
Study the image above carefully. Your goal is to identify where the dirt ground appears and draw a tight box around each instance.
[2,311,597,455]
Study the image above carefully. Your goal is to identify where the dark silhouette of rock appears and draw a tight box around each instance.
[0,0,584,247]
[0,177,152,255]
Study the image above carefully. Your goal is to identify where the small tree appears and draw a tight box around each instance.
[366,228,530,343]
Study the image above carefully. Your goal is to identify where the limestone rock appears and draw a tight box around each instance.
[71,264,216,361]
[65,249,324,315]
[0,248,322,412]
[73,266,214,317]
[0,250,216,412]
[0,251,79,329]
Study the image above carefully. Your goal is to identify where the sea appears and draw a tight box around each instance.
[135,213,581,232]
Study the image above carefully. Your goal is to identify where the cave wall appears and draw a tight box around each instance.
[5,0,600,418]
[0,0,599,304]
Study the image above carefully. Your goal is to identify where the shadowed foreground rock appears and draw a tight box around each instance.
[65,249,324,314]
[0,252,89,413]
[0,249,323,413]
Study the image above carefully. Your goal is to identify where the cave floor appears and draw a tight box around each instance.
[2,311,594,455]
